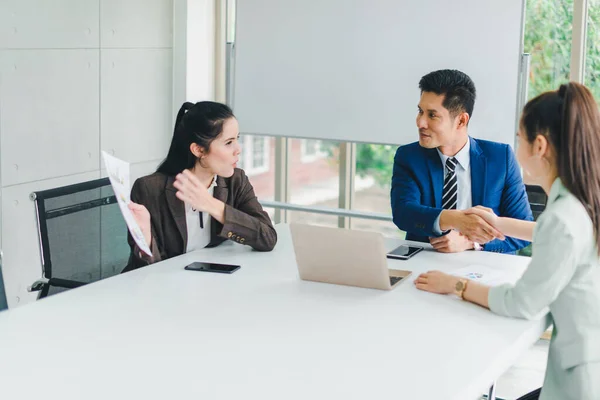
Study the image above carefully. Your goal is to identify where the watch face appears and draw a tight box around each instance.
[455,280,465,291]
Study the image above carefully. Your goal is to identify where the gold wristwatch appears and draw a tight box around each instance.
[454,278,469,300]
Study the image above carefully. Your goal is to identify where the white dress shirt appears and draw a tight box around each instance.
[185,176,217,252]
[433,139,472,234]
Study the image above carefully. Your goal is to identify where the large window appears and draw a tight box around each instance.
[585,0,600,100]
[237,134,275,219]
[289,139,340,228]
[300,139,327,163]
[287,211,339,228]
[238,135,271,177]
[250,136,268,173]
[524,0,574,99]
[351,143,403,238]
[521,0,574,185]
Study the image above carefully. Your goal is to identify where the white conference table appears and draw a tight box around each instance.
[0,224,549,400]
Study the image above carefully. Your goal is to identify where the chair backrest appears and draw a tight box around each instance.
[0,250,7,311]
[31,178,130,298]
[525,184,548,221]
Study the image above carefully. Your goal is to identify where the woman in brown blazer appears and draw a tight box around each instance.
[123,101,277,272]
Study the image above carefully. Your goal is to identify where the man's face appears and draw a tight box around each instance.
[416,92,458,149]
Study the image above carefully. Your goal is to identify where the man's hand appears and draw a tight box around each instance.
[440,210,504,244]
[429,230,474,253]
[465,206,499,227]
[455,213,504,243]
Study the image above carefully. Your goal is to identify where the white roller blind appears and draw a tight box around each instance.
[232,0,524,146]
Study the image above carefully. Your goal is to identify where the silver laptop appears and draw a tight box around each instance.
[290,223,412,290]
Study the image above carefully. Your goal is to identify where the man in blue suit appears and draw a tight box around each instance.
[391,69,532,253]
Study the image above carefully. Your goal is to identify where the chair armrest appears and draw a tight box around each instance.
[28,278,49,292]
[47,278,87,289]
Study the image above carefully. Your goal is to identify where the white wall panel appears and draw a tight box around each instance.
[1,171,99,308]
[101,49,172,164]
[0,0,99,49]
[130,159,163,182]
[100,159,162,183]
[0,50,100,186]
[0,191,3,249]
[0,0,185,308]
[185,0,215,102]
[101,0,173,48]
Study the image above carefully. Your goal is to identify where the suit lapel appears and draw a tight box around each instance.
[470,137,487,206]
[213,176,229,203]
[426,149,444,208]
[209,176,229,244]
[165,176,187,247]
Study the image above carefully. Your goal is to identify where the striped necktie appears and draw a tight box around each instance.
[442,157,458,210]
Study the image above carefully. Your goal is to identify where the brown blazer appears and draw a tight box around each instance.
[123,169,277,272]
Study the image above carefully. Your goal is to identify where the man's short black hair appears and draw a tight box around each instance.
[418,69,476,120]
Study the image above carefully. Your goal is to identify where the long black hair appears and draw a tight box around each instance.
[521,82,600,253]
[156,101,235,175]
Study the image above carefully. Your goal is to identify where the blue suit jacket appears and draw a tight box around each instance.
[390,137,533,253]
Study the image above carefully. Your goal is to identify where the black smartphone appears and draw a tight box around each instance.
[386,245,424,260]
[184,262,241,274]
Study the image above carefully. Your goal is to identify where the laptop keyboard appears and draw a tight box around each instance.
[389,276,403,286]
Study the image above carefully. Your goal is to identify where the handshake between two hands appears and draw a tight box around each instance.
[429,206,505,253]
[418,206,506,294]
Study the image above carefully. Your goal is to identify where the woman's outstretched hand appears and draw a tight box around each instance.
[128,202,152,246]
[465,206,501,232]
[173,169,216,213]
[414,271,459,294]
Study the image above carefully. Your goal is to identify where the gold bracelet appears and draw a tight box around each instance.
[460,279,469,300]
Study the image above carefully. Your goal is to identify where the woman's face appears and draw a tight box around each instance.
[202,117,241,178]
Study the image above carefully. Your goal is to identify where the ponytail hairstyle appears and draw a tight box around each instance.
[157,101,235,175]
[521,82,600,253]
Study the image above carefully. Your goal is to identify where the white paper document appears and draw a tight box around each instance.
[451,264,514,287]
[101,151,152,257]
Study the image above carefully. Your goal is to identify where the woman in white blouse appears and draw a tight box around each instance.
[414,82,600,400]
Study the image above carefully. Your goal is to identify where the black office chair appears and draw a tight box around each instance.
[28,178,130,299]
[517,185,548,257]
[525,184,548,221]
[516,388,542,400]
[0,250,7,311]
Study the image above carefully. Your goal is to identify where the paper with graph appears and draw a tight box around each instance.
[451,264,514,287]
[101,151,152,257]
